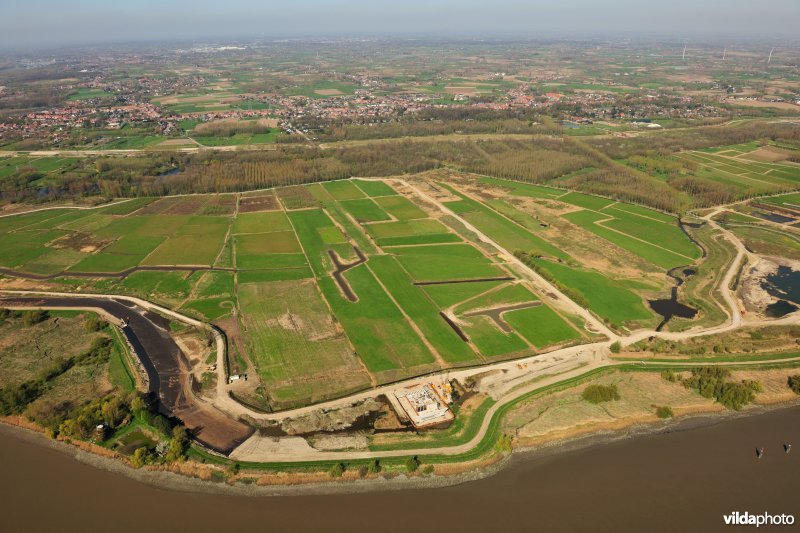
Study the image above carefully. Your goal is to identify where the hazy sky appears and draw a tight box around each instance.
[0,0,797,50]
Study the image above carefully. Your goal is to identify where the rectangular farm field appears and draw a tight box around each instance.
[238,279,372,408]
[373,195,428,220]
[322,180,365,201]
[368,255,478,364]
[339,198,392,223]
[318,265,437,378]
[353,179,397,197]
[392,244,503,282]
[232,211,292,234]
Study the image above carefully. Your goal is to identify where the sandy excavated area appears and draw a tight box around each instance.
[308,434,369,451]
[230,434,318,461]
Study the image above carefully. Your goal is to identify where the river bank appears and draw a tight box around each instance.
[3,393,799,497]
[3,403,800,533]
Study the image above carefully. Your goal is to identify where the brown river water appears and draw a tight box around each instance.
[1,406,799,533]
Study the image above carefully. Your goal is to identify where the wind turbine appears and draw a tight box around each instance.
[682,41,688,61]
[767,47,775,65]
[722,47,727,61]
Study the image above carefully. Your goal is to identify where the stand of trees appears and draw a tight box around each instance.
[2,120,798,214]
[682,367,762,410]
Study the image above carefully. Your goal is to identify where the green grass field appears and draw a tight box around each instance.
[504,305,581,348]
[322,180,365,201]
[353,179,397,197]
[376,233,462,247]
[454,283,538,314]
[532,258,655,328]
[562,209,693,270]
[319,266,437,378]
[365,219,450,239]
[761,192,800,209]
[368,255,478,364]
[238,279,372,409]
[423,280,504,308]
[393,244,503,282]
[339,198,392,222]
[472,175,701,271]
[440,184,569,260]
[374,195,428,220]
[0,177,691,409]
[233,211,291,234]
[462,315,529,358]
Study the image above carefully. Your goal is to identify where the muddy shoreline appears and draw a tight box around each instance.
[3,397,799,498]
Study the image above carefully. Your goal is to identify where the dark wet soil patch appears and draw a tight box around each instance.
[752,210,796,224]
[143,310,171,331]
[761,265,800,307]
[766,300,798,318]
[329,247,367,302]
[440,312,468,341]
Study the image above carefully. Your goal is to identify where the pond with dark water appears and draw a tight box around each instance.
[762,266,800,305]
[651,266,699,329]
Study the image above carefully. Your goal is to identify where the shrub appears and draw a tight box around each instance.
[661,369,678,383]
[151,414,173,437]
[165,426,189,462]
[609,341,621,354]
[582,384,620,404]
[655,406,674,418]
[328,462,346,478]
[22,310,48,327]
[368,459,381,474]
[495,433,513,453]
[422,465,435,475]
[683,367,761,410]
[131,447,153,468]
[85,315,108,332]
[405,456,421,473]
[789,375,800,395]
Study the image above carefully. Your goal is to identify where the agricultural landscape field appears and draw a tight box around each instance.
[1,35,799,498]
